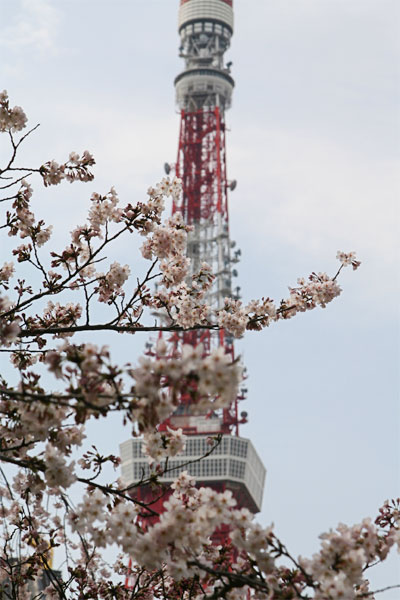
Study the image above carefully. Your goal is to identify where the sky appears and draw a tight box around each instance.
[0,0,399,594]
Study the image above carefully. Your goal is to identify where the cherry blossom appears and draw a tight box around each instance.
[0,262,14,287]
[40,151,95,187]
[143,427,186,463]
[1,92,396,600]
[96,262,131,303]
[337,250,362,270]
[0,90,27,132]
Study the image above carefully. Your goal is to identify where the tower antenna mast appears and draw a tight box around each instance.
[121,2,266,577]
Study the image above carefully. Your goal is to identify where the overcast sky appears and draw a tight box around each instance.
[1,0,399,594]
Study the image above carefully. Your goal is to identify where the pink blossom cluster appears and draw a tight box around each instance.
[153,262,214,328]
[65,469,400,598]
[130,479,237,577]
[49,180,169,289]
[0,262,14,288]
[7,179,53,248]
[142,427,186,463]
[40,150,95,187]
[141,211,191,287]
[0,90,27,132]
[130,183,166,233]
[129,343,241,434]
[44,443,76,489]
[153,176,183,203]
[45,342,123,410]
[285,271,343,314]
[87,187,122,232]
[337,250,361,270]
[2,466,398,600]
[69,489,140,554]
[36,301,83,338]
[217,256,359,338]
[96,261,131,303]
[141,213,187,260]
[8,182,34,236]
[68,471,238,577]
[0,366,85,444]
[155,281,209,328]
[0,295,20,345]
[217,297,248,337]
[299,518,398,599]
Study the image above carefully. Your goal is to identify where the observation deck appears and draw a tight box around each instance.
[120,434,266,513]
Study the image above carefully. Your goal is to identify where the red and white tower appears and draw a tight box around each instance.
[120,0,266,550]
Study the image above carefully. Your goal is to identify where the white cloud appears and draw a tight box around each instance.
[0,0,60,53]
[229,125,398,266]
[44,99,178,191]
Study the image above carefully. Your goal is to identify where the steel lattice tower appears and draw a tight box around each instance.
[120,1,266,577]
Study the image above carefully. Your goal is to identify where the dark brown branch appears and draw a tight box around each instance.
[361,584,400,597]
[17,321,218,338]
[0,221,147,320]
[75,477,159,517]
[0,173,32,192]
[0,453,159,517]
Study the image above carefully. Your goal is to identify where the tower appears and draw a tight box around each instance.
[120,0,266,554]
